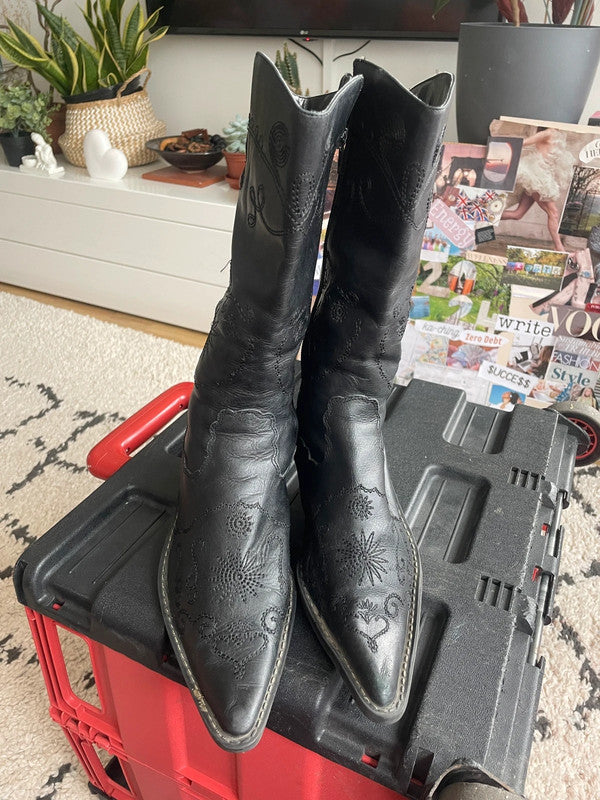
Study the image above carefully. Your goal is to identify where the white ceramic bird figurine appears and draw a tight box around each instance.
[83,130,128,181]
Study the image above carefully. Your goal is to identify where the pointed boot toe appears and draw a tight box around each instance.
[296,460,420,722]
[159,486,296,751]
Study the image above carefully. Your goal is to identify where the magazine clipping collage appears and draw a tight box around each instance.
[316,116,600,414]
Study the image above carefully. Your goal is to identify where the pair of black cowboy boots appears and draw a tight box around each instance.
[158,53,454,752]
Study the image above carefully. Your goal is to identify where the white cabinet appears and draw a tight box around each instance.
[0,159,237,332]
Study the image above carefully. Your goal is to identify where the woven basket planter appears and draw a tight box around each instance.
[58,71,166,168]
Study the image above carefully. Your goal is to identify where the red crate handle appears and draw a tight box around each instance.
[87,382,193,480]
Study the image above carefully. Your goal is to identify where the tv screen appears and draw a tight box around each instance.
[149,0,499,40]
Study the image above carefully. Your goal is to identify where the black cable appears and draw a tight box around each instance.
[333,40,371,61]
[287,37,323,65]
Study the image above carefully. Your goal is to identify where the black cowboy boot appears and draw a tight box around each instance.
[158,53,362,752]
[295,60,454,723]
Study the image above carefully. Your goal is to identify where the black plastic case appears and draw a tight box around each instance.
[14,380,579,799]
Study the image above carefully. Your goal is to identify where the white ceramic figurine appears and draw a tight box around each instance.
[83,129,128,181]
[20,132,65,176]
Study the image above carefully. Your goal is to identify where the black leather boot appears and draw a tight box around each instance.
[158,53,362,752]
[295,60,454,723]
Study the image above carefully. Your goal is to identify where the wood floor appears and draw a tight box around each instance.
[0,282,208,348]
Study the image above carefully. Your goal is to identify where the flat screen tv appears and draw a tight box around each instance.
[148,0,499,40]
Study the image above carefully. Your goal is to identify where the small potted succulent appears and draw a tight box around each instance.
[0,81,56,166]
[222,114,248,190]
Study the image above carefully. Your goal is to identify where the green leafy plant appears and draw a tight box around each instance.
[223,114,248,154]
[0,81,56,137]
[0,0,168,98]
[433,0,594,25]
[275,42,302,94]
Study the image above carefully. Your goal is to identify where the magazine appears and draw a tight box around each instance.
[487,118,600,257]
[546,335,600,400]
[494,313,555,379]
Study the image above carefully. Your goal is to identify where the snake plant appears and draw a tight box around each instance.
[0,0,168,98]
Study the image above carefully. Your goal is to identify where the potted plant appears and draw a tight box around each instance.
[275,42,303,95]
[0,80,56,166]
[0,0,167,102]
[433,0,600,143]
[0,0,167,166]
[222,114,248,190]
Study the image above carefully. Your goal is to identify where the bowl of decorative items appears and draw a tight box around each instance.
[146,129,227,171]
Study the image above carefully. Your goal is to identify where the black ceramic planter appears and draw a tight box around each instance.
[456,23,600,144]
[0,131,35,167]
[64,75,143,105]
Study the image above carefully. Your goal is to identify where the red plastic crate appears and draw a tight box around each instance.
[26,609,406,800]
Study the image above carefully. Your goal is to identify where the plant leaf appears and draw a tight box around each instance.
[98,70,118,88]
[0,31,44,66]
[98,37,123,83]
[139,8,161,34]
[37,3,79,49]
[142,26,168,47]
[51,34,67,73]
[108,0,126,28]
[553,0,574,23]
[0,32,69,95]
[83,1,107,48]
[102,6,126,70]
[126,43,148,76]
[6,20,47,58]
[78,41,99,92]
[62,41,80,94]
[432,0,452,16]
[122,3,141,62]
[82,8,106,52]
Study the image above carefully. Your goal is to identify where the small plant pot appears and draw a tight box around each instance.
[223,150,246,190]
[0,131,35,167]
[47,105,67,155]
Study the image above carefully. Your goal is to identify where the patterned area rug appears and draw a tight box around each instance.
[1,291,598,800]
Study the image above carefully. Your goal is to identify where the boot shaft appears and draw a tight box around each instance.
[328,61,454,311]
[229,53,362,342]
[302,61,454,401]
[197,54,362,408]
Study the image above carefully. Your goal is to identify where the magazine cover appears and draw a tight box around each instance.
[488,118,600,257]
[546,335,600,400]
[494,313,556,379]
